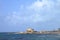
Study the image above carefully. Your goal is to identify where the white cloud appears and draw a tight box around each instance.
[5,0,60,25]
[25,0,57,21]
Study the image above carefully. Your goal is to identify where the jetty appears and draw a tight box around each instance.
[16,28,60,34]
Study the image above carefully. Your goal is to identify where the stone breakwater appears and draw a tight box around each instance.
[16,28,60,34]
[9,28,60,34]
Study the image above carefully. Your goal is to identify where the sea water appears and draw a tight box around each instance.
[0,33,60,40]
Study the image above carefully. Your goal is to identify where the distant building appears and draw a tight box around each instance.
[18,27,60,34]
[58,28,60,31]
[26,27,34,33]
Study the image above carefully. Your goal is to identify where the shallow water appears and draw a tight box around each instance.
[0,33,60,40]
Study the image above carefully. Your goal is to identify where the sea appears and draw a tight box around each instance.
[0,33,60,40]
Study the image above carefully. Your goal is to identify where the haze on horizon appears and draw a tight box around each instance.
[0,0,60,32]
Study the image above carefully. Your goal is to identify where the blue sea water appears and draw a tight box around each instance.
[0,33,60,40]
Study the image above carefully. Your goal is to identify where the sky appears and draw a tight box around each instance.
[0,0,60,32]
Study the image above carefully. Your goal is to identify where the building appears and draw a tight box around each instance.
[26,27,34,33]
[58,28,60,31]
[19,27,60,34]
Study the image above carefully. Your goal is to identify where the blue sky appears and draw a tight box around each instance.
[0,0,60,32]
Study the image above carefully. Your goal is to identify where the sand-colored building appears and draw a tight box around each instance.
[26,27,34,33]
[19,28,60,34]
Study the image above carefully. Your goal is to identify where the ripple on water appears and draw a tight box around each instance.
[0,34,60,40]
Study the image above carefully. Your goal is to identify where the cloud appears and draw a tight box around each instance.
[5,0,60,25]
